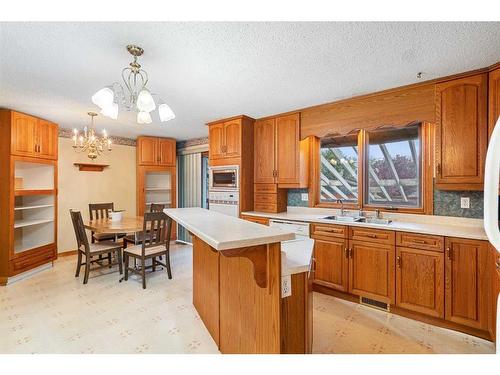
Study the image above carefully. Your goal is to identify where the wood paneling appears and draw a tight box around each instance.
[349,227,395,245]
[280,271,312,354]
[349,239,395,304]
[445,237,488,330]
[313,238,349,292]
[137,137,158,166]
[396,232,444,252]
[488,244,500,341]
[192,236,220,346]
[219,243,281,353]
[254,118,276,184]
[276,113,300,185]
[435,73,488,190]
[300,83,435,139]
[396,247,444,318]
[254,183,277,193]
[489,66,500,139]
[208,123,224,160]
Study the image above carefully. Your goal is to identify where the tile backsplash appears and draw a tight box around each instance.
[287,188,486,218]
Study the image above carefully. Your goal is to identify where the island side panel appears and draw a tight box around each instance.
[192,236,220,347]
[219,242,281,354]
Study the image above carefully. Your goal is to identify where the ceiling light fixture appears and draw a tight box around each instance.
[92,44,175,124]
[72,112,112,160]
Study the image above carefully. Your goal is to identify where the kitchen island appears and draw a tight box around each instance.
[164,207,314,354]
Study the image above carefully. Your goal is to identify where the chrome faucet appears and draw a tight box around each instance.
[375,209,381,219]
[336,199,345,216]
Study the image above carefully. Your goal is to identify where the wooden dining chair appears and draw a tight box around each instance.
[88,203,116,243]
[122,203,166,248]
[123,211,173,289]
[70,210,123,284]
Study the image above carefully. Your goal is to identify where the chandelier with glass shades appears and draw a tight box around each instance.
[91,44,175,124]
[72,112,112,160]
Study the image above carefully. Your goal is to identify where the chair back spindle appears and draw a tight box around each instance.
[140,212,172,257]
[89,202,114,220]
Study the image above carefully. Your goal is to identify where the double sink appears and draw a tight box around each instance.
[322,215,392,225]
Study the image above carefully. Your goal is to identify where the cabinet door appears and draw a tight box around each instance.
[208,123,224,160]
[349,240,395,304]
[313,238,349,292]
[254,118,276,183]
[488,244,500,341]
[158,139,176,166]
[276,113,300,185]
[489,67,500,139]
[396,247,444,318]
[223,120,241,158]
[137,137,158,165]
[435,73,487,189]
[445,237,488,330]
[11,112,37,157]
[36,120,58,160]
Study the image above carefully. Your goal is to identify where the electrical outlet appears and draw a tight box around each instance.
[460,197,470,209]
[281,275,292,298]
[301,193,309,202]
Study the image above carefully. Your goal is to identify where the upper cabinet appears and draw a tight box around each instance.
[137,136,176,167]
[10,111,58,160]
[254,113,310,188]
[207,119,242,161]
[489,66,500,139]
[435,73,488,190]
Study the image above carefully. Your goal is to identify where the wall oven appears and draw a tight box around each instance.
[209,165,239,191]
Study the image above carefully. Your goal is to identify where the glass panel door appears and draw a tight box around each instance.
[144,170,173,211]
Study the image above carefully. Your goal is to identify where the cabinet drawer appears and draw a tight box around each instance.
[10,247,55,275]
[254,202,278,213]
[311,223,347,239]
[349,227,395,245]
[254,184,277,194]
[254,193,277,204]
[396,232,444,252]
[241,215,269,226]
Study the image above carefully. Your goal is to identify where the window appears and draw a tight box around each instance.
[320,133,359,204]
[316,123,428,212]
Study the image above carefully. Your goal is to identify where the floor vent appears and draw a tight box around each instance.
[360,296,390,312]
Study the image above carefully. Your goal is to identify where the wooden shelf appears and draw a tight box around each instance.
[145,187,171,191]
[15,189,55,196]
[14,218,54,229]
[14,204,54,211]
[74,163,109,172]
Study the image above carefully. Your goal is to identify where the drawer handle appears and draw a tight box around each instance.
[365,233,377,238]
[412,239,426,244]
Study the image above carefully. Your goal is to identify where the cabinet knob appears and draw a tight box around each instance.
[396,255,401,267]
[436,163,441,176]
[446,247,452,260]
[345,248,349,258]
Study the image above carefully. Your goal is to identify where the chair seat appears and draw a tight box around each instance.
[124,244,166,257]
[81,241,122,255]
[123,232,157,244]
[92,232,118,242]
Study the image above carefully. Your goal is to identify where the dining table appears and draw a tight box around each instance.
[83,216,145,235]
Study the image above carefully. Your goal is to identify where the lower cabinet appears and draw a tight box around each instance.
[349,240,395,305]
[445,237,489,330]
[313,238,349,292]
[395,247,444,318]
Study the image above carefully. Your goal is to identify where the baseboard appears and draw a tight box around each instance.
[313,282,493,342]
[0,277,8,286]
[58,250,78,257]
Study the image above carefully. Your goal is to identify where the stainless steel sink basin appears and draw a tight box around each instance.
[322,215,364,223]
[363,217,392,225]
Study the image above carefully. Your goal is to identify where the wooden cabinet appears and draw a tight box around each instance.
[349,239,395,304]
[240,214,269,226]
[10,111,58,160]
[435,73,488,190]
[207,119,243,161]
[488,244,500,342]
[444,237,489,330]
[489,66,500,139]
[313,238,349,292]
[396,247,444,318]
[137,136,176,167]
[254,113,309,188]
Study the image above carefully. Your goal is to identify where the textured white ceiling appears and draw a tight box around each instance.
[1,22,499,140]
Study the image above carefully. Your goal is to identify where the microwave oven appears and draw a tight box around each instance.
[209,165,239,191]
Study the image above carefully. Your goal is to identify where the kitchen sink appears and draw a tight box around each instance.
[363,217,392,225]
[322,215,364,222]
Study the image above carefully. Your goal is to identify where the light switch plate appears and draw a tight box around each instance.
[301,193,309,202]
[281,275,292,298]
[461,197,470,209]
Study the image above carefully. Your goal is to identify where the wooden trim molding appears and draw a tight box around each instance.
[73,163,109,172]
[58,250,78,257]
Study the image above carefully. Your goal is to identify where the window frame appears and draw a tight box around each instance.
[311,122,434,215]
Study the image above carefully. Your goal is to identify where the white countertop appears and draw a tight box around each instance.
[242,207,489,241]
[164,207,295,250]
[281,238,314,276]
